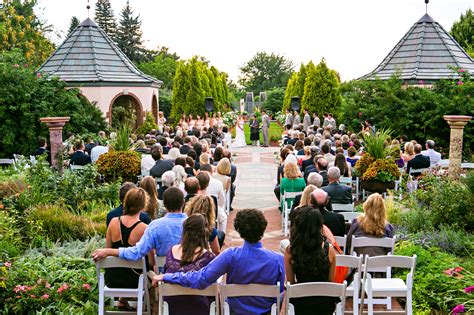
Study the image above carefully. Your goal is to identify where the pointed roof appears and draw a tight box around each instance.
[38,18,162,87]
[360,13,474,82]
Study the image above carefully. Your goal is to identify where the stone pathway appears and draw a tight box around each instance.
[224,146,284,251]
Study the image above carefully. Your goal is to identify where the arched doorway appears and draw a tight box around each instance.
[108,93,144,130]
[151,95,158,124]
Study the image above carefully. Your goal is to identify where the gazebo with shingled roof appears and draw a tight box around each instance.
[38,18,162,127]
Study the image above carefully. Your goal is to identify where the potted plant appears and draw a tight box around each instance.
[96,123,141,183]
[355,129,401,193]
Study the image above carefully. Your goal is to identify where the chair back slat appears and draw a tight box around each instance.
[159,282,218,297]
[95,256,144,270]
[350,236,395,255]
[155,255,166,270]
[286,281,346,299]
[334,236,347,250]
[409,167,430,175]
[332,203,354,212]
[221,283,280,298]
[339,177,352,186]
[366,255,417,269]
[336,254,362,269]
[461,162,474,169]
[283,191,302,199]
[341,212,360,222]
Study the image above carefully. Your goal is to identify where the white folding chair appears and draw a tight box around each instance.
[361,255,417,315]
[0,158,14,166]
[352,177,360,201]
[339,176,352,186]
[408,167,430,176]
[349,236,395,258]
[334,236,347,252]
[282,191,302,236]
[332,203,354,213]
[336,255,363,315]
[70,164,86,171]
[341,211,361,223]
[30,155,37,165]
[350,236,396,310]
[155,255,166,273]
[220,283,280,315]
[158,282,219,315]
[95,257,150,315]
[461,162,474,169]
[285,281,347,315]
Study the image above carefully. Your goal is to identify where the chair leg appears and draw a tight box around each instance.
[367,291,374,315]
[387,296,392,310]
[98,292,104,315]
[407,291,412,315]
[353,292,359,315]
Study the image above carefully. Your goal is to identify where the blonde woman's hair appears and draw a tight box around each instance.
[217,158,231,175]
[199,153,210,165]
[404,142,414,155]
[284,162,302,179]
[184,195,216,233]
[357,193,387,236]
[298,185,317,207]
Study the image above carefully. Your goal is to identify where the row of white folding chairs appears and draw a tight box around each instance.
[281,191,302,236]
[157,280,347,315]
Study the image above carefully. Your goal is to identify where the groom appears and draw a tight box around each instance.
[261,110,271,147]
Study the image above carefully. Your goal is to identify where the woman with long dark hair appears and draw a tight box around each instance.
[162,214,215,315]
[334,152,351,177]
[283,206,337,315]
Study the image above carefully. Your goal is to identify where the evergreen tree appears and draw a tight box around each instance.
[171,62,189,122]
[295,63,307,99]
[116,1,145,62]
[67,16,80,36]
[186,57,205,117]
[94,0,118,40]
[450,9,474,58]
[282,72,298,112]
[302,59,341,115]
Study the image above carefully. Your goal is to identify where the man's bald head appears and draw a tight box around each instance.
[184,177,200,195]
[311,188,329,207]
[317,158,328,171]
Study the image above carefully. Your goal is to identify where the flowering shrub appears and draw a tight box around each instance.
[360,157,401,182]
[395,241,474,313]
[222,111,239,127]
[96,150,141,182]
[1,238,103,313]
[275,111,286,126]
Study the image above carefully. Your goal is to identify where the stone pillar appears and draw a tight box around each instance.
[40,117,70,171]
[443,115,472,176]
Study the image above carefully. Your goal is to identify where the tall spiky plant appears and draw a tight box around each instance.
[361,129,393,159]
[112,123,132,151]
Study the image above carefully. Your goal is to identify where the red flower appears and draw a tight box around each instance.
[82,283,91,290]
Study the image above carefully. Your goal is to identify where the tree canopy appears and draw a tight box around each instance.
[0,52,106,158]
[116,2,145,62]
[450,9,474,58]
[94,0,118,41]
[239,52,294,94]
[138,50,180,90]
[170,57,229,123]
[0,0,54,67]
[67,16,80,36]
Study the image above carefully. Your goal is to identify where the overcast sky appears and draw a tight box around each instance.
[38,0,473,83]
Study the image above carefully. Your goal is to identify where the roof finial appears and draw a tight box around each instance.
[87,0,90,18]
[425,0,429,14]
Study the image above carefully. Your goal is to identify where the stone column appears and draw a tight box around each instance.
[40,117,70,171]
[443,115,472,176]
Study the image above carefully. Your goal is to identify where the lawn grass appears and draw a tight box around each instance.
[232,121,284,145]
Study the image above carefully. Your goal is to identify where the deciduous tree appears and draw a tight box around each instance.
[450,9,474,58]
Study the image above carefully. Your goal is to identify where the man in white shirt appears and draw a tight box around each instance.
[91,143,109,163]
[141,144,162,176]
[421,140,442,166]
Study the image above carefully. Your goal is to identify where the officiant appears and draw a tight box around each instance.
[249,114,260,147]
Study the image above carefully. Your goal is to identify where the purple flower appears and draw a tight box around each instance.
[457,81,464,86]
[464,286,474,293]
[452,304,465,314]
[419,80,424,85]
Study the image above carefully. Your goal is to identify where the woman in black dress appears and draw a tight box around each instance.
[283,206,337,315]
[249,114,260,146]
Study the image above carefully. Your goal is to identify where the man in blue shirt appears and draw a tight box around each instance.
[106,182,151,227]
[93,187,187,260]
[152,209,284,315]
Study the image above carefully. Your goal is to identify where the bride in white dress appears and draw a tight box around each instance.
[233,115,247,148]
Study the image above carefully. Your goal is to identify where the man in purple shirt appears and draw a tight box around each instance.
[152,209,284,315]
[92,187,187,260]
